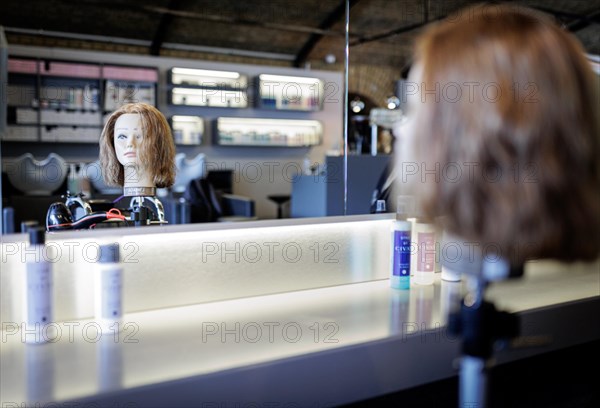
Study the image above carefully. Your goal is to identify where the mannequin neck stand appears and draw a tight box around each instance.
[123,186,157,197]
[122,164,155,197]
[128,195,166,226]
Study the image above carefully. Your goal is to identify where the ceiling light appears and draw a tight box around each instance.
[386,96,400,110]
[350,97,365,113]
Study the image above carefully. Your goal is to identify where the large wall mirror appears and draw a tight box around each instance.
[2,1,595,231]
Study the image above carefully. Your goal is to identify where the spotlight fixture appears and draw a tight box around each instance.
[386,96,400,110]
[325,54,336,64]
[351,97,365,113]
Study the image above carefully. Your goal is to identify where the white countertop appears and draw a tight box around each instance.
[1,260,598,407]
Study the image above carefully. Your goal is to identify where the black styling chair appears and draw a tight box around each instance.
[165,177,255,224]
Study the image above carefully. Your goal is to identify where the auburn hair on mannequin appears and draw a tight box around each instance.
[100,103,176,188]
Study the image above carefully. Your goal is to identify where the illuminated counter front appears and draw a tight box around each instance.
[1,215,599,407]
[1,215,392,323]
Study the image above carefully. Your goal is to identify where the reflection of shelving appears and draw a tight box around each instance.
[103,65,158,112]
[215,117,322,147]
[5,58,102,143]
[169,67,248,88]
[168,67,248,108]
[3,57,158,143]
[257,74,324,111]
[39,60,101,111]
[3,126,38,142]
[171,116,204,145]
[171,88,247,108]
[41,126,101,143]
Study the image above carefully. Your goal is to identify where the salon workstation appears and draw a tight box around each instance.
[1,1,600,407]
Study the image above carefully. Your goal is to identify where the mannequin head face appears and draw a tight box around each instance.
[114,113,144,167]
[100,103,176,188]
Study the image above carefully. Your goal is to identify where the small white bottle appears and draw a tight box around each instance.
[441,265,462,282]
[303,155,312,175]
[67,163,80,194]
[95,244,123,335]
[24,227,53,344]
[78,162,92,197]
[91,88,100,111]
[83,85,92,110]
[440,230,462,282]
[375,199,387,214]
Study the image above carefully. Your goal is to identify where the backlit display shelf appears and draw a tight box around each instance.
[215,117,322,147]
[169,67,248,89]
[257,74,324,111]
[171,115,204,145]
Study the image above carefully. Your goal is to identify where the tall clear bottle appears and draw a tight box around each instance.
[409,204,437,286]
[95,244,123,335]
[24,227,53,344]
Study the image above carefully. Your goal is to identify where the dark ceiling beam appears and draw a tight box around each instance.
[527,5,600,31]
[150,0,184,56]
[350,17,441,47]
[529,5,600,23]
[350,0,442,47]
[349,2,600,49]
[293,0,361,67]
[566,10,600,32]
[143,6,355,38]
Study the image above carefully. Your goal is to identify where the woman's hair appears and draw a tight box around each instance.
[406,4,599,263]
[99,102,176,188]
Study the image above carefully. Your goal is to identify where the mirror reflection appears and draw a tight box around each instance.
[1,1,597,233]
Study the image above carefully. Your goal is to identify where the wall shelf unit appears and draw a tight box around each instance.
[168,67,248,108]
[256,74,324,111]
[171,115,204,145]
[3,57,158,144]
[215,117,322,147]
[103,65,158,113]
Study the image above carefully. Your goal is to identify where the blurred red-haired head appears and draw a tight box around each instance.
[398,4,600,264]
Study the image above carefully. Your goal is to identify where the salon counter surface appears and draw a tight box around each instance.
[1,261,599,407]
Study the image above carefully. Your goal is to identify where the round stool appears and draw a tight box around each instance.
[267,195,291,219]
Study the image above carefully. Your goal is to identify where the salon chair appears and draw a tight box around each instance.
[163,154,252,224]
[164,177,255,224]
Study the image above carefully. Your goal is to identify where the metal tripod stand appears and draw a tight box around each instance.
[443,241,524,408]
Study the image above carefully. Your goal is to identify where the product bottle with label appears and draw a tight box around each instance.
[95,244,123,335]
[412,221,436,285]
[391,218,411,289]
[390,196,415,290]
[374,199,387,214]
[24,227,53,344]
